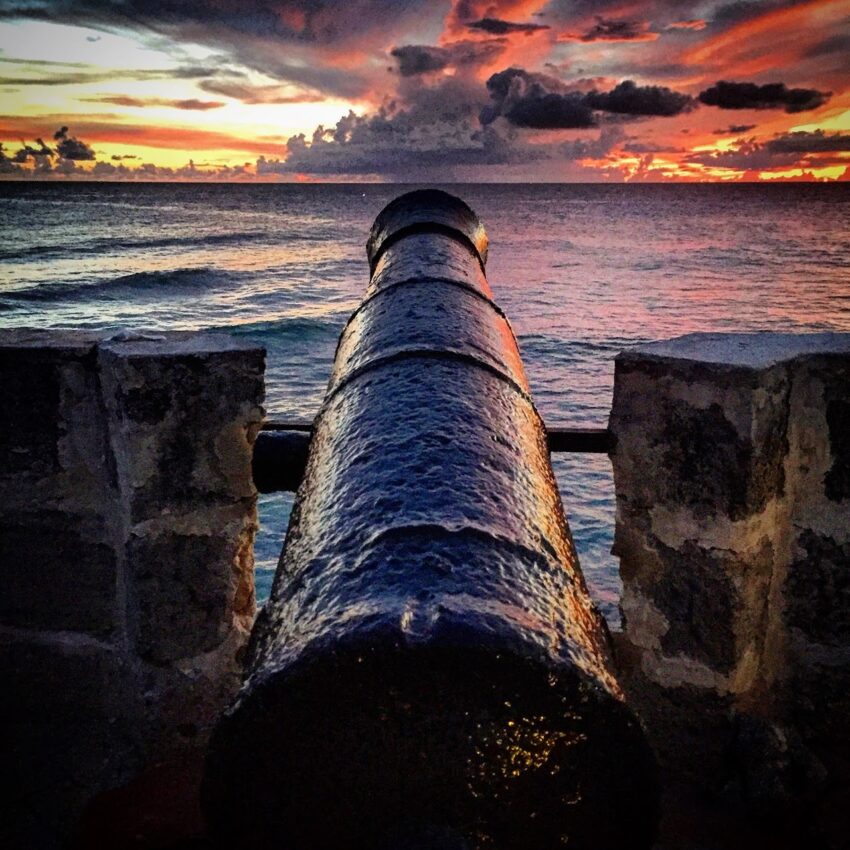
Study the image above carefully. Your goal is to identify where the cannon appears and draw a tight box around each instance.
[203,190,658,849]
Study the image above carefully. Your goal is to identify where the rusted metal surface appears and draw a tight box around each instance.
[204,189,657,850]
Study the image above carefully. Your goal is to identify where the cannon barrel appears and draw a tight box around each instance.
[203,190,657,849]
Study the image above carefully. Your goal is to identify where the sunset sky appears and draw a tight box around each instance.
[1,0,849,181]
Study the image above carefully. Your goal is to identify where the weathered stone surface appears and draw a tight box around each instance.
[98,333,264,524]
[127,511,257,664]
[0,328,264,848]
[0,331,119,635]
[611,332,850,827]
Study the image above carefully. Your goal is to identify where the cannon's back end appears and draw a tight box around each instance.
[204,190,658,849]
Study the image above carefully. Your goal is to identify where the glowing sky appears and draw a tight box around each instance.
[1,0,849,181]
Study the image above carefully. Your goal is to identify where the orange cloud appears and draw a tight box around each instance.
[684,0,848,78]
[0,115,286,157]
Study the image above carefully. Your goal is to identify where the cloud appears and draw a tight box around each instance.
[685,130,850,172]
[713,123,757,134]
[85,96,225,110]
[466,17,550,35]
[698,80,831,112]
[0,63,226,88]
[10,138,52,163]
[766,130,850,153]
[666,19,707,31]
[260,76,524,177]
[559,17,658,43]
[710,0,808,27]
[623,140,685,153]
[1,114,288,156]
[390,40,506,77]
[482,69,695,128]
[390,45,450,76]
[52,125,96,160]
[561,125,625,159]
[198,79,324,104]
[482,68,597,128]
[686,136,798,170]
[0,0,431,97]
[0,143,24,174]
[803,32,850,59]
[585,80,695,116]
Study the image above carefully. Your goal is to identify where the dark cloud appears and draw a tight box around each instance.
[685,130,850,171]
[10,138,52,163]
[198,80,323,104]
[391,45,451,76]
[624,140,685,153]
[561,17,658,43]
[710,0,807,27]
[0,63,225,88]
[111,154,139,160]
[585,80,695,116]
[686,137,798,170]
[482,68,596,128]
[698,80,831,113]
[803,32,850,60]
[713,123,757,134]
[390,40,506,77]
[53,126,96,160]
[560,126,624,159]
[0,56,90,68]
[0,0,421,44]
[0,0,429,96]
[467,17,550,35]
[0,142,23,174]
[85,95,225,110]
[483,70,695,128]
[766,130,850,153]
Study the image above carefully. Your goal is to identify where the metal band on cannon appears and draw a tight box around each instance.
[203,190,658,850]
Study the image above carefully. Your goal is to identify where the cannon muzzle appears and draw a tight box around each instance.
[203,190,658,849]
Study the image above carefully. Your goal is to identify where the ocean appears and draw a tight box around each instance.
[2,181,848,624]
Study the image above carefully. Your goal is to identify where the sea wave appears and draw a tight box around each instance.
[0,229,325,263]
[223,315,344,343]
[1,267,232,304]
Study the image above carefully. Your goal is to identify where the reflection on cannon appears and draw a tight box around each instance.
[203,190,658,850]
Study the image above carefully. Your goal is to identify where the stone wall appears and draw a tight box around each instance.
[0,329,264,848]
[610,333,850,842]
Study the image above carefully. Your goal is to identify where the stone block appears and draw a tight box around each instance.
[0,330,114,507]
[610,332,850,809]
[98,333,265,524]
[0,328,264,847]
[127,509,257,664]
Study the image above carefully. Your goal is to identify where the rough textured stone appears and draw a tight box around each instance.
[0,331,119,635]
[610,332,850,830]
[0,329,264,848]
[127,513,256,664]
